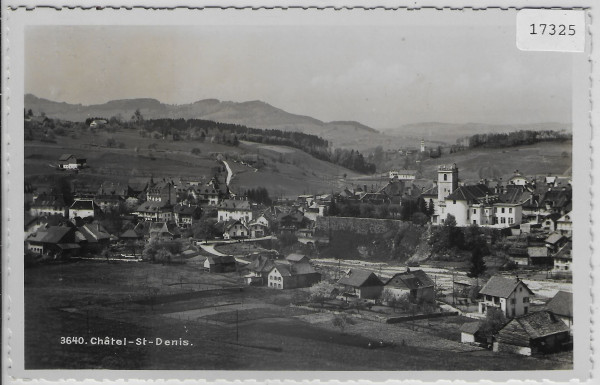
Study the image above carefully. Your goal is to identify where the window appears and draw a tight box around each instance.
[501,217,506,224]
[519,287,522,292]
[473,209,477,214]
[509,208,513,213]
[523,297,529,303]
[444,174,447,181]
[524,306,529,314]
[511,298,516,305]
[502,208,505,213]
[453,200,456,204]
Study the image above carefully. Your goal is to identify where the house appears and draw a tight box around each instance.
[30,193,67,217]
[478,275,534,318]
[285,253,310,265]
[507,247,530,266]
[220,219,249,240]
[277,209,307,234]
[58,154,86,170]
[383,269,435,303]
[267,263,321,289]
[94,194,124,212]
[244,255,276,285]
[493,311,570,356]
[460,322,485,345]
[135,201,172,222]
[545,233,567,253]
[148,222,181,241]
[541,213,561,232]
[389,169,417,181]
[76,223,113,253]
[217,199,252,223]
[69,199,102,220]
[527,246,551,266]
[556,211,573,236]
[173,204,201,228]
[146,180,177,205]
[545,291,573,330]
[338,269,384,299]
[26,225,80,257]
[204,255,237,273]
[248,214,270,238]
[552,241,572,277]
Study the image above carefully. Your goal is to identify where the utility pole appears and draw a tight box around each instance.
[452,269,456,305]
[236,310,239,343]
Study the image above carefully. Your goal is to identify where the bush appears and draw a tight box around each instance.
[191,148,202,156]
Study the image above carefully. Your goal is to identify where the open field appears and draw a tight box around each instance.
[25,261,571,370]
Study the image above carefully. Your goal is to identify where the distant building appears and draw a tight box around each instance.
[493,311,570,356]
[69,199,101,220]
[217,199,252,223]
[204,255,237,273]
[58,154,86,170]
[30,193,67,217]
[338,269,384,299]
[285,253,310,265]
[545,291,573,330]
[389,169,417,181]
[267,263,321,290]
[383,269,435,303]
[478,275,534,318]
[552,242,572,277]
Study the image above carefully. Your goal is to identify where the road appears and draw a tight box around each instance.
[222,160,233,186]
[198,236,276,265]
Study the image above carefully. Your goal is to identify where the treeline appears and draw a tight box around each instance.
[129,116,375,174]
[328,197,429,223]
[245,187,272,205]
[468,130,571,149]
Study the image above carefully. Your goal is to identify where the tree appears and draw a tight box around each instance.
[332,314,355,334]
[411,212,429,226]
[132,109,144,123]
[480,307,507,340]
[308,281,336,307]
[467,246,487,278]
[191,148,202,156]
[106,138,117,148]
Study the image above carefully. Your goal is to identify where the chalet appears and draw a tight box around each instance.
[58,154,86,170]
[30,193,67,217]
[545,233,567,253]
[204,255,237,273]
[389,169,417,181]
[478,276,534,318]
[541,213,561,232]
[552,241,572,277]
[148,222,181,241]
[556,211,573,236]
[338,269,384,299]
[527,246,551,266]
[26,225,80,257]
[217,199,252,223]
[218,219,248,240]
[76,223,113,253]
[267,263,321,290]
[248,214,270,238]
[383,269,435,303]
[244,255,276,285]
[493,311,570,356]
[277,209,307,234]
[68,199,101,220]
[173,204,201,228]
[545,291,573,330]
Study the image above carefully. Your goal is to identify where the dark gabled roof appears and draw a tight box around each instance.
[224,219,248,231]
[420,185,438,197]
[173,204,200,216]
[271,262,317,277]
[120,229,143,239]
[218,199,251,211]
[479,276,534,298]
[149,222,180,236]
[338,269,383,288]
[553,242,572,260]
[513,310,570,339]
[58,153,75,161]
[27,226,74,244]
[545,233,565,245]
[206,255,237,265]
[247,255,276,273]
[543,213,562,222]
[31,194,66,208]
[70,200,98,211]
[498,186,532,204]
[446,184,493,202]
[136,200,169,213]
[546,291,573,318]
[78,223,111,242]
[527,246,548,258]
[460,322,483,334]
[385,269,434,290]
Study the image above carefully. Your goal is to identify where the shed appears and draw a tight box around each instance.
[204,255,237,273]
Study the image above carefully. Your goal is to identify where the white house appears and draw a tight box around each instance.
[222,219,249,239]
[217,199,252,223]
[389,169,417,181]
[58,154,86,170]
[556,211,573,236]
[68,199,101,219]
[478,275,534,318]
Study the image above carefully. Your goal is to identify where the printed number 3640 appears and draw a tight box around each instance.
[530,24,576,36]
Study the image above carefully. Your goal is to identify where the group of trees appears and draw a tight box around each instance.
[328,197,430,222]
[244,187,272,205]
[468,130,571,149]
[429,215,490,277]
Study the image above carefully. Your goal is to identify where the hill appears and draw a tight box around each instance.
[25,94,381,149]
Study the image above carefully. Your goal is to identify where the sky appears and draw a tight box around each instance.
[25,14,573,129]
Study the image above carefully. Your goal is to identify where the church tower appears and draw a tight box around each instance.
[420,139,426,153]
[437,164,458,202]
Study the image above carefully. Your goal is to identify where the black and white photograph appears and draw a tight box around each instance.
[2,4,596,382]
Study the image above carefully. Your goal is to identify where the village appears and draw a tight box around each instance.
[23,141,574,367]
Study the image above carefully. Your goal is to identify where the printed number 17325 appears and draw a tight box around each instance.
[530,24,576,36]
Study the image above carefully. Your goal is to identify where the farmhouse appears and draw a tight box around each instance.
[68,199,102,220]
[493,311,570,356]
[204,255,237,273]
[478,275,534,318]
[545,290,573,330]
[58,154,86,170]
[148,222,180,241]
[338,269,384,299]
[172,204,201,228]
[268,263,321,290]
[217,199,252,223]
[383,269,435,303]
[551,241,572,277]
[556,211,572,235]
[30,193,67,217]
[26,225,79,257]
[220,219,249,240]
[244,255,276,285]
